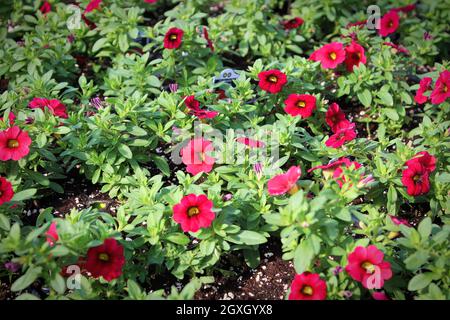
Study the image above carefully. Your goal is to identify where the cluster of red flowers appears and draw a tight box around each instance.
[415,70,450,105]
[289,245,392,300]
[183,95,218,119]
[324,103,357,148]
[310,41,366,71]
[401,151,436,196]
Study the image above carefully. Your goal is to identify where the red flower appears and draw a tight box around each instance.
[183,95,218,119]
[267,166,301,196]
[414,77,433,104]
[85,238,125,281]
[257,69,287,94]
[430,70,450,104]
[29,98,68,119]
[46,222,59,247]
[345,245,392,289]
[379,10,400,37]
[283,94,316,118]
[236,137,265,148]
[202,27,214,52]
[309,158,369,189]
[405,151,436,173]
[332,160,362,188]
[372,291,389,300]
[164,27,184,49]
[346,20,367,28]
[0,126,32,161]
[85,0,102,13]
[309,42,346,69]
[39,1,51,14]
[325,103,350,132]
[0,112,16,125]
[389,215,411,227]
[281,17,304,30]
[144,0,157,3]
[391,4,416,13]
[0,177,14,206]
[173,194,215,232]
[82,14,97,29]
[401,162,430,196]
[181,138,215,175]
[383,42,409,55]
[344,41,366,72]
[288,273,327,300]
[325,122,356,148]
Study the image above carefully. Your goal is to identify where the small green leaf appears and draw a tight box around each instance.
[357,89,372,107]
[11,267,42,292]
[117,144,133,159]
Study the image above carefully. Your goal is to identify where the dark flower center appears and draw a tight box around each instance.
[188,206,200,217]
[0,191,3,197]
[7,139,19,148]
[297,100,306,108]
[329,52,337,60]
[361,261,375,274]
[169,34,178,41]
[388,21,393,27]
[301,285,313,296]
[267,75,278,83]
[98,253,110,262]
[413,175,421,182]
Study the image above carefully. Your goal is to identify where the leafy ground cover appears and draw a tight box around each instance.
[0,0,449,300]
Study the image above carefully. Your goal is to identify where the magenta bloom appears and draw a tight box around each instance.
[405,151,436,173]
[0,177,14,206]
[29,98,68,119]
[288,273,327,300]
[85,0,102,13]
[0,126,32,161]
[258,69,288,94]
[325,103,350,133]
[283,94,317,118]
[46,222,59,247]
[430,70,450,104]
[344,41,366,72]
[372,291,389,300]
[414,77,433,104]
[173,194,215,232]
[325,122,356,148]
[309,42,346,69]
[183,95,218,119]
[389,215,411,227]
[267,166,301,196]
[0,112,16,125]
[345,245,393,289]
[379,10,400,37]
[181,138,215,175]
[236,137,265,148]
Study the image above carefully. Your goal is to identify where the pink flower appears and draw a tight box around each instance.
[379,10,400,37]
[383,42,410,55]
[46,222,59,247]
[430,70,450,105]
[39,1,51,14]
[0,177,14,206]
[288,273,327,300]
[29,98,68,119]
[267,166,301,196]
[372,291,389,300]
[173,194,215,232]
[309,42,346,69]
[258,69,288,94]
[391,4,416,13]
[236,137,265,148]
[345,245,393,289]
[0,112,16,125]
[0,126,32,161]
[325,123,357,148]
[181,138,215,175]
[401,162,431,196]
[389,215,411,227]
[414,77,433,104]
[405,151,436,173]
[144,0,157,3]
[85,0,102,14]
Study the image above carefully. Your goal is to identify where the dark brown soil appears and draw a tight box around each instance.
[195,239,295,300]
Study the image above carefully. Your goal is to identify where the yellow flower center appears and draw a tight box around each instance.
[169,34,178,41]
[297,101,306,108]
[268,75,278,83]
[188,206,200,217]
[361,261,375,274]
[98,253,109,262]
[302,285,313,296]
[329,52,337,60]
[288,184,299,195]
[413,175,421,182]
[7,139,19,148]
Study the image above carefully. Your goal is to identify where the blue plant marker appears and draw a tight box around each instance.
[213,68,241,85]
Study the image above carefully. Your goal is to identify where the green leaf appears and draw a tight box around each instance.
[357,89,372,107]
[384,108,399,121]
[152,155,170,176]
[294,238,314,274]
[0,213,10,231]
[50,273,66,294]
[418,217,432,239]
[117,144,133,159]
[378,89,394,106]
[11,189,37,202]
[11,267,42,292]
[226,230,267,245]
[92,38,108,52]
[165,233,190,245]
[408,273,433,291]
